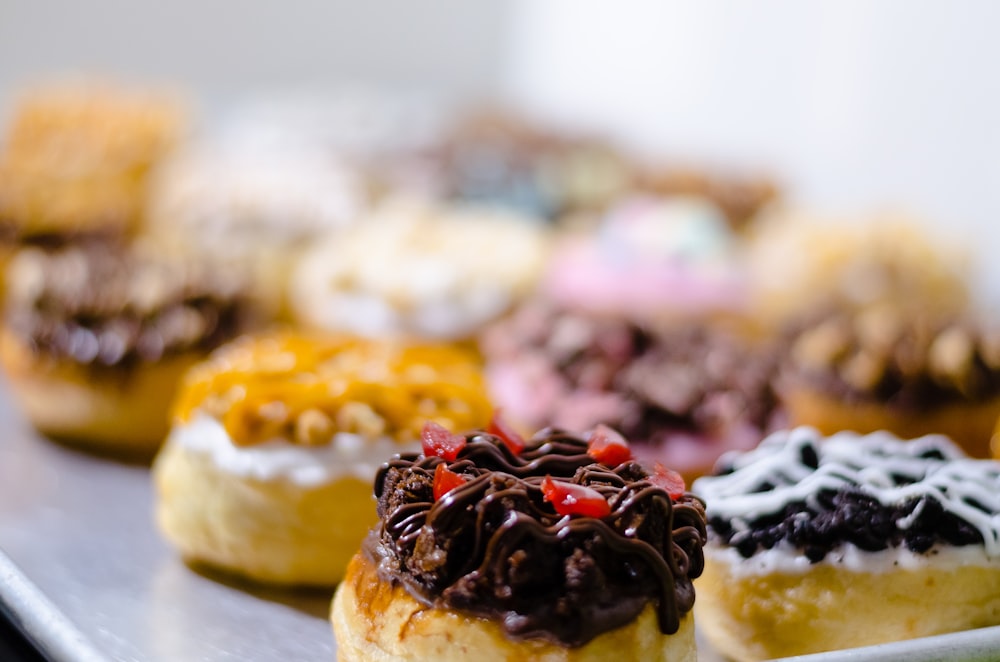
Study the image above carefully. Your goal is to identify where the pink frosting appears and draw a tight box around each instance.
[542,238,746,318]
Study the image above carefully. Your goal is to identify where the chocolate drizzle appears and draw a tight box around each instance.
[369,429,706,647]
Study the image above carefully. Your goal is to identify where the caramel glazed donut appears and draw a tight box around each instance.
[692,427,1000,662]
[332,425,707,661]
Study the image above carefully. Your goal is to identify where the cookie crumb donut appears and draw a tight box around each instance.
[153,333,491,587]
[692,427,1000,661]
[332,425,706,661]
[0,242,251,456]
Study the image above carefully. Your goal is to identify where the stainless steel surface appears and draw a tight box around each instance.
[1,382,999,661]
[0,388,335,661]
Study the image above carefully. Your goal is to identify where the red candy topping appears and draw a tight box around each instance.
[421,421,467,461]
[541,475,611,518]
[488,409,526,455]
[433,464,468,501]
[586,424,632,466]
[651,463,686,499]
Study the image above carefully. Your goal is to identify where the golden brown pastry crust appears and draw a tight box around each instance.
[783,386,1000,458]
[331,552,697,662]
[0,329,197,457]
[696,549,1000,662]
[153,438,376,587]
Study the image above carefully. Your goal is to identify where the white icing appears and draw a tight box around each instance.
[706,541,1000,578]
[168,413,415,487]
[290,198,548,340]
[692,427,1000,557]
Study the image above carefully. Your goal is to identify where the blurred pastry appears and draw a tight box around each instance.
[147,141,365,318]
[332,424,706,661]
[427,109,633,221]
[780,303,1000,458]
[747,213,970,325]
[0,80,184,241]
[153,332,492,587]
[0,241,252,456]
[481,304,781,481]
[693,427,1000,661]
[289,198,550,341]
[542,195,747,322]
[637,166,778,232]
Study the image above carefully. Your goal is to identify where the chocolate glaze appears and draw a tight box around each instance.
[4,242,252,372]
[369,429,706,647]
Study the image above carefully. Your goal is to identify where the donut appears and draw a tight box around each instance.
[0,241,252,457]
[289,198,550,341]
[332,425,706,661]
[779,303,1000,458]
[0,80,184,240]
[746,214,969,327]
[480,302,781,482]
[692,427,1000,661]
[542,195,748,322]
[146,141,365,319]
[153,333,492,587]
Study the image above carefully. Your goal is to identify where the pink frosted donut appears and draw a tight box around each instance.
[542,196,746,320]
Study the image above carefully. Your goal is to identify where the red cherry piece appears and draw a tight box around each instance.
[541,475,611,518]
[421,421,467,461]
[586,424,632,466]
[488,409,526,455]
[433,464,467,501]
[651,463,686,499]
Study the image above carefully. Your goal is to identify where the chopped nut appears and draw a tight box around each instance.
[981,331,1000,370]
[854,304,902,352]
[295,408,335,446]
[335,401,386,437]
[929,326,974,388]
[792,319,851,370]
[840,351,885,392]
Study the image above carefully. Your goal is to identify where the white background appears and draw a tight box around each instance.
[2,1,999,295]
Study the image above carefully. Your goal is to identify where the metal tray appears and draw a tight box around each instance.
[1,384,999,661]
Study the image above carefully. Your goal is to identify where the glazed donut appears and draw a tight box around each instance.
[153,333,492,587]
[692,427,1000,661]
[0,242,252,457]
[332,425,706,661]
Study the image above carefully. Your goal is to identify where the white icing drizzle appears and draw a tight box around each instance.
[692,427,1000,557]
[167,413,416,487]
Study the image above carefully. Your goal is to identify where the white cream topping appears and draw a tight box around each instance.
[692,427,1000,557]
[290,197,548,340]
[706,541,1000,578]
[168,413,415,487]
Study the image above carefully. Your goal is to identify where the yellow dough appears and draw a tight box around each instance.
[783,387,1000,459]
[331,552,697,662]
[154,439,376,586]
[696,550,1000,662]
[0,329,199,458]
